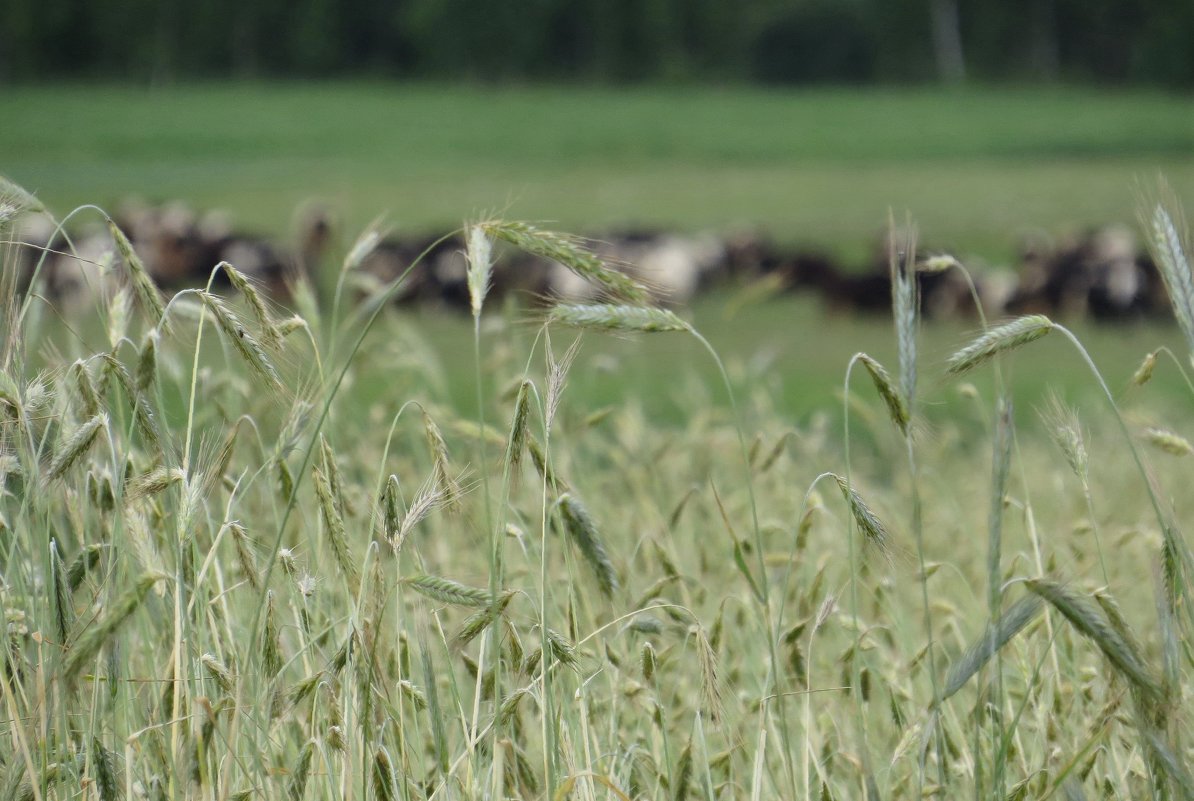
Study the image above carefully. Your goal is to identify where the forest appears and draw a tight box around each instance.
[3,0,1192,87]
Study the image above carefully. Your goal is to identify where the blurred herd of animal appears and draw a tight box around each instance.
[7,199,1174,324]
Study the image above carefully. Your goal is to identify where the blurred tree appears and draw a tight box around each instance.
[0,0,1190,87]
[749,2,877,84]
[929,0,966,82]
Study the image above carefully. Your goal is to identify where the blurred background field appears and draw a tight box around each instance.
[6,79,1193,423]
[4,83,1192,264]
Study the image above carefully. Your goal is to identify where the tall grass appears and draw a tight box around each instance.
[1,178,1191,800]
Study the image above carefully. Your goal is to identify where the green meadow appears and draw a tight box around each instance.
[4,82,1193,260]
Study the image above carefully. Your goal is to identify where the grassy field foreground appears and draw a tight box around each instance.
[2,185,1194,799]
[4,83,1194,260]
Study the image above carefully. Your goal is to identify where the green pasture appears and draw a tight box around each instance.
[390,293,1190,428]
[4,82,1193,262]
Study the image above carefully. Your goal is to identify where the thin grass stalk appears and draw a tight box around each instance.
[62,571,164,683]
[484,378,539,776]
[13,203,102,332]
[941,595,1044,701]
[244,233,458,672]
[167,265,248,724]
[532,372,559,796]
[987,396,1013,797]
[886,229,947,797]
[1025,579,1163,704]
[235,250,453,721]
[1041,396,1108,585]
[686,327,796,785]
[1051,324,1194,629]
[467,243,504,740]
[425,602,697,798]
[840,357,877,797]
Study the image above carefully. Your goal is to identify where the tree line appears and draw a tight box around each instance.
[2,0,1191,87]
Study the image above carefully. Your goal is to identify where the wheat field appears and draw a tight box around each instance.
[1,179,1193,800]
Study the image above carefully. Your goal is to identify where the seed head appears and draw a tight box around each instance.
[947,315,1054,374]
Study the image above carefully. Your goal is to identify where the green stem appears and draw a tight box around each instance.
[244,231,460,669]
[841,356,874,796]
[1055,324,1194,627]
[688,329,792,776]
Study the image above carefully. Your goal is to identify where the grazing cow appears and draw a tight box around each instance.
[48,223,119,313]
[613,231,728,305]
[536,230,730,306]
[756,244,890,314]
[9,212,59,302]
[110,199,319,302]
[203,225,292,299]
[293,204,334,278]
[116,200,209,290]
[7,212,123,313]
[721,230,782,278]
[1006,226,1164,321]
[1085,226,1165,321]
